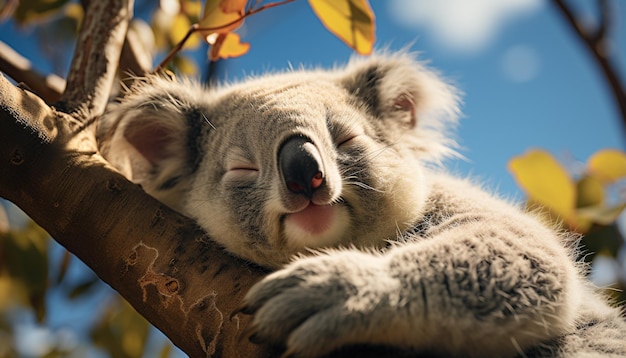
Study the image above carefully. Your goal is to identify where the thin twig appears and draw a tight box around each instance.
[553,0,626,139]
[154,0,294,73]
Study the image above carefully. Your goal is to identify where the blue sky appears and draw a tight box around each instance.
[2,0,624,198]
[216,0,625,200]
[1,0,625,356]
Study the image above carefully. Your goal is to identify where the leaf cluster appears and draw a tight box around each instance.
[509,149,626,300]
[0,208,176,357]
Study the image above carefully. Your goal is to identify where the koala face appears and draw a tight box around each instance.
[98,53,459,268]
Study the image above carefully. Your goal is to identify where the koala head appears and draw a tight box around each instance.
[98,53,459,268]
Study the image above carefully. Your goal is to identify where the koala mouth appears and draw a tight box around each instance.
[283,203,349,248]
[287,203,335,233]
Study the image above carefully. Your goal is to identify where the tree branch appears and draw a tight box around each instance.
[553,0,626,139]
[57,0,131,118]
[0,28,151,104]
[0,41,65,103]
[120,25,153,84]
[0,0,276,356]
[0,74,274,356]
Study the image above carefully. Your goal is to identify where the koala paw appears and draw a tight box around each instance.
[239,250,399,357]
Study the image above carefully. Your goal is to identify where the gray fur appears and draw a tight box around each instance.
[98,53,626,357]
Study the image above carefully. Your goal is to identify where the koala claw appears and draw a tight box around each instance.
[240,251,391,357]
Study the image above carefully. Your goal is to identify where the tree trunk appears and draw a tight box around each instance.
[0,0,273,356]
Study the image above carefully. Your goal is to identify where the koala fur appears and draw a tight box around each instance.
[98,53,626,357]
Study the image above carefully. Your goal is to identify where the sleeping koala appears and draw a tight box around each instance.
[98,53,626,357]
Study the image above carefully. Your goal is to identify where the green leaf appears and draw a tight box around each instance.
[577,203,626,227]
[1,221,50,321]
[308,0,375,54]
[508,149,576,224]
[92,298,150,358]
[159,343,172,358]
[579,223,624,262]
[587,149,626,183]
[0,204,8,233]
[13,0,70,24]
[67,276,100,300]
[172,55,198,75]
[576,175,604,208]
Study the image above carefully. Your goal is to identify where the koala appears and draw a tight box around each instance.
[98,53,626,357]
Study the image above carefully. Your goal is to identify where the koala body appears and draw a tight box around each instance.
[98,53,626,357]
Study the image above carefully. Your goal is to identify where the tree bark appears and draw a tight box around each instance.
[0,0,273,356]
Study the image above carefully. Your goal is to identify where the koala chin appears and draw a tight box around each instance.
[98,53,626,357]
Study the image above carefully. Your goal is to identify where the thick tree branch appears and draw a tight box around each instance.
[0,41,65,103]
[120,26,153,84]
[0,30,151,105]
[0,0,275,356]
[553,0,626,138]
[0,75,273,357]
[57,0,131,118]
[0,1,424,356]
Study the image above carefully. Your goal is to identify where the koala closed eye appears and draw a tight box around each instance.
[98,52,626,358]
[224,149,259,180]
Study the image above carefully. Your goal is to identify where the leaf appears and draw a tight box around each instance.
[577,203,626,227]
[587,149,626,183]
[180,0,203,23]
[159,343,172,358]
[508,149,576,224]
[172,55,199,75]
[576,175,604,208]
[67,277,100,300]
[13,0,70,24]
[54,249,71,284]
[0,203,8,233]
[199,0,247,35]
[1,221,50,321]
[579,223,624,262]
[308,0,375,54]
[169,13,200,49]
[92,298,150,358]
[208,32,250,61]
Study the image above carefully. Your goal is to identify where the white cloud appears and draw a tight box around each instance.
[501,45,541,83]
[388,0,543,53]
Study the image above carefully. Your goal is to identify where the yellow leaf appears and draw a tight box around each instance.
[508,149,576,223]
[587,149,626,183]
[576,175,604,208]
[209,32,250,61]
[172,55,199,75]
[308,0,375,55]
[180,0,203,22]
[169,13,200,49]
[200,0,246,35]
[13,0,69,24]
[220,0,247,13]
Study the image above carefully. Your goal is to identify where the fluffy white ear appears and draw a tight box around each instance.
[340,52,461,161]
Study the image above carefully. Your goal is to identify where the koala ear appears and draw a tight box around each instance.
[99,106,190,178]
[97,90,204,209]
[341,53,459,126]
[340,52,460,160]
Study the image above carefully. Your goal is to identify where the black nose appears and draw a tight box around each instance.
[278,136,324,198]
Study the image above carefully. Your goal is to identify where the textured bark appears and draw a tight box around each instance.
[0,0,274,356]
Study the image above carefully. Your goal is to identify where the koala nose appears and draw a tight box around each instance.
[278,136,324,198]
